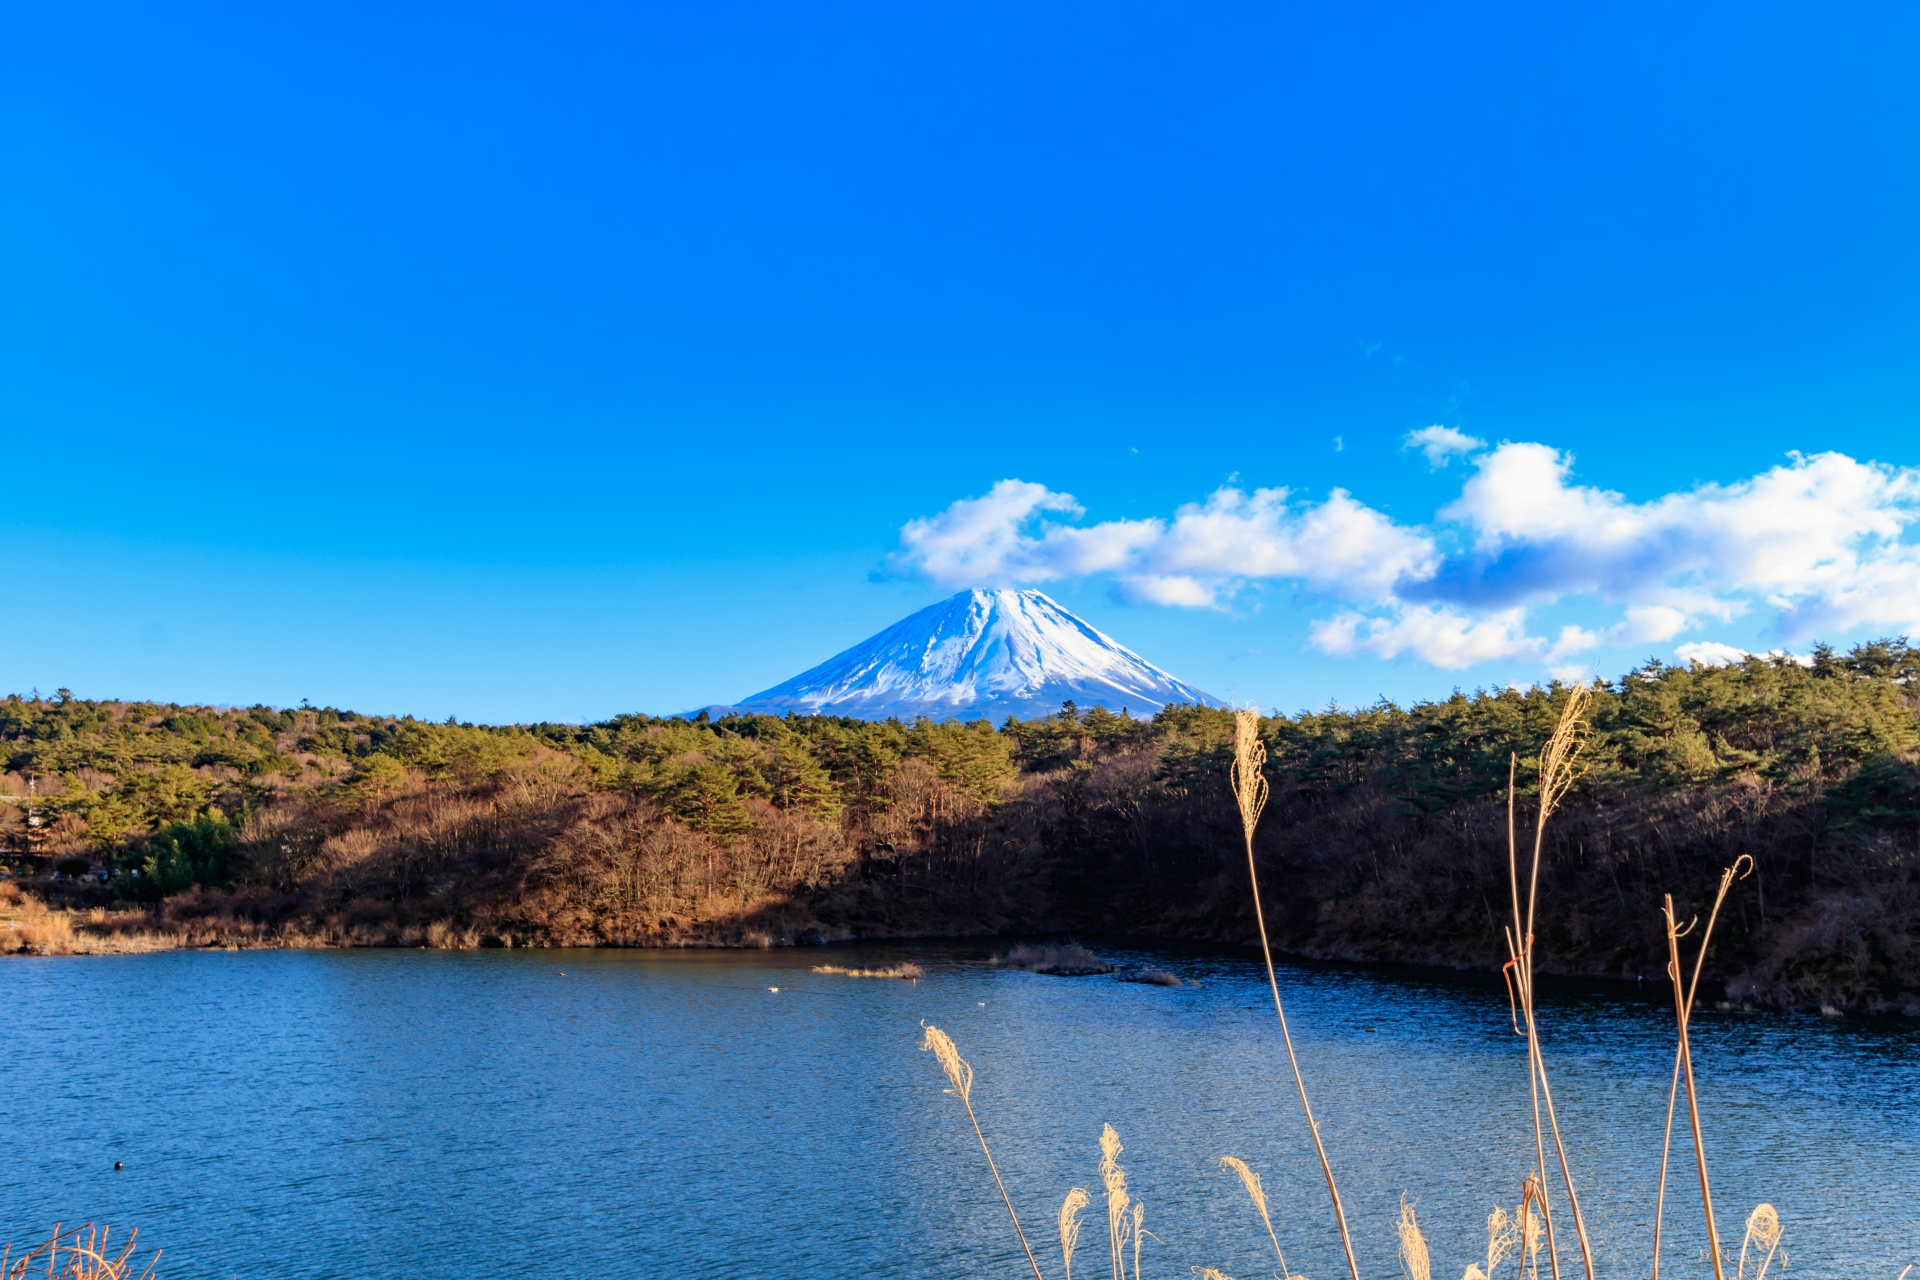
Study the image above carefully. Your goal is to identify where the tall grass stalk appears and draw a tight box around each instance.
[1060,1187,1090,1280]
[1218,1157,1293,1278]
[1231,707,1362,1280]
[1518,1178,1545,1280]
[1396,1196,1432,1280]
[1652,857,1752,1280]
[1099,1124,1132,1280]
[1503,685,1599,1280]
[2,1223,158,1280]
[920,1023,1046,1280]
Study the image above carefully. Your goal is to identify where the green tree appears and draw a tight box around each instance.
[347,753,410,804]
[127,815,236,900]
[666,763,757,838]
[765,739,842,820]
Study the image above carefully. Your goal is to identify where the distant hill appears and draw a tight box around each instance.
[723,588,1222,721]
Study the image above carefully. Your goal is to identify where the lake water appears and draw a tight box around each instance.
[3,943,1915,1280]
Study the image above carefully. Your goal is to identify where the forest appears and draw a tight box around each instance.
[3,639,1917,1014]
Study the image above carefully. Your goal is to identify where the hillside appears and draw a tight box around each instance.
[3,641,1918,1014]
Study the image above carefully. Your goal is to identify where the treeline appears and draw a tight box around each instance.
[3,641,1917,1013]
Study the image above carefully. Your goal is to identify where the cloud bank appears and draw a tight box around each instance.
[889,445,1920,669]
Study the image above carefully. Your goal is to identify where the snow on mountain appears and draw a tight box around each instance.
[726,588,1223,722]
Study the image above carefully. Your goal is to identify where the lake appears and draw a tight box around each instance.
[3,942,1914,1279]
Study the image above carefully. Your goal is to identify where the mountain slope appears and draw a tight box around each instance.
[729,588,1222,721]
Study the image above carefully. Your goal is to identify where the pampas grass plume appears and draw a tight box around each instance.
[1219,1156,1292,1277]
[1100,1124,1132,1279]
[1397,1196,1432,1280]
[1736,1204,1783,1280]
[1060,1187,1090,1280]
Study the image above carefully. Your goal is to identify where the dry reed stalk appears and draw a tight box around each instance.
[1198,1270,1237,1280]
[2,1223,158,1280]
[1734,1204,1782,1280]
[1518,1186,1544,1280]
[1218,1157,1293,1278]
[1130,1203,1149,1280]
[1503,685,1598,1280]
[1229,707,1361,1280]
[1396,1197,1432,1280]
[1060,1187,1091,1280]
[919,1023,1046,1280]
[1651,857,1752,1280]
[1099,1124,1132,1280]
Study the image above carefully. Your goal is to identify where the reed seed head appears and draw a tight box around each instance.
[1100,1123,1132,1267]
[1484,1204,1517,1278]
[1059,1187,1090,1280]
[918,1023,971,1104]
[1736,1204,1783,1280]
[1535,683,1593,823]
[1219,1156,1290,1276]
[1230,708,1270,844]
[1396,1195,1432,1280]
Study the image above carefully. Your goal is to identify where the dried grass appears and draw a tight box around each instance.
[912,690,1810,1280]
[1520,1186,1544,1280]
[2,1223,158,1280]
[812,963,924,979]
[1100,1124,1131,1279]
[1231,706,1361,1280]
[1119,968,1181,987]
[1060,1187,1091,1280]
[1218,1156,1293,1279]
[1397,1196,1432,1280]
[919,1023,1044,1280]
[1653,856,1754,1280]
[1503,686,1598,1280]
[1735,1204,1782,1280]
[0,891,75,955]
[1481,1204,1518,1280]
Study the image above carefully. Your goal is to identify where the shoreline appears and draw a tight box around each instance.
[7,907,1900,1021]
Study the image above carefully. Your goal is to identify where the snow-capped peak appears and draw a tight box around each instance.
[729,588,1222,721]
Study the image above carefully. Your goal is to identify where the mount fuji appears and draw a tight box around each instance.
[722,588,1223,722]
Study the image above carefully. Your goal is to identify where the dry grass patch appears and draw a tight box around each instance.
[812,962,924,979]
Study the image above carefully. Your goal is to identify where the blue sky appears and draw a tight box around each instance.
[5,1,1919,721]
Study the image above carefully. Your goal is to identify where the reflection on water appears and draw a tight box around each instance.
[2,943,1914,1279]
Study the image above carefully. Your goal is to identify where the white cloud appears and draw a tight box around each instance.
[891,479,1159,587]
[1673,642,1816,669]
[893,480,1435,609]
[1310,606,1538,669]
[1619,605,1692,643]
[892,444,1920,671]
[1674,641,1751,667]
[1404,425,1488,469]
